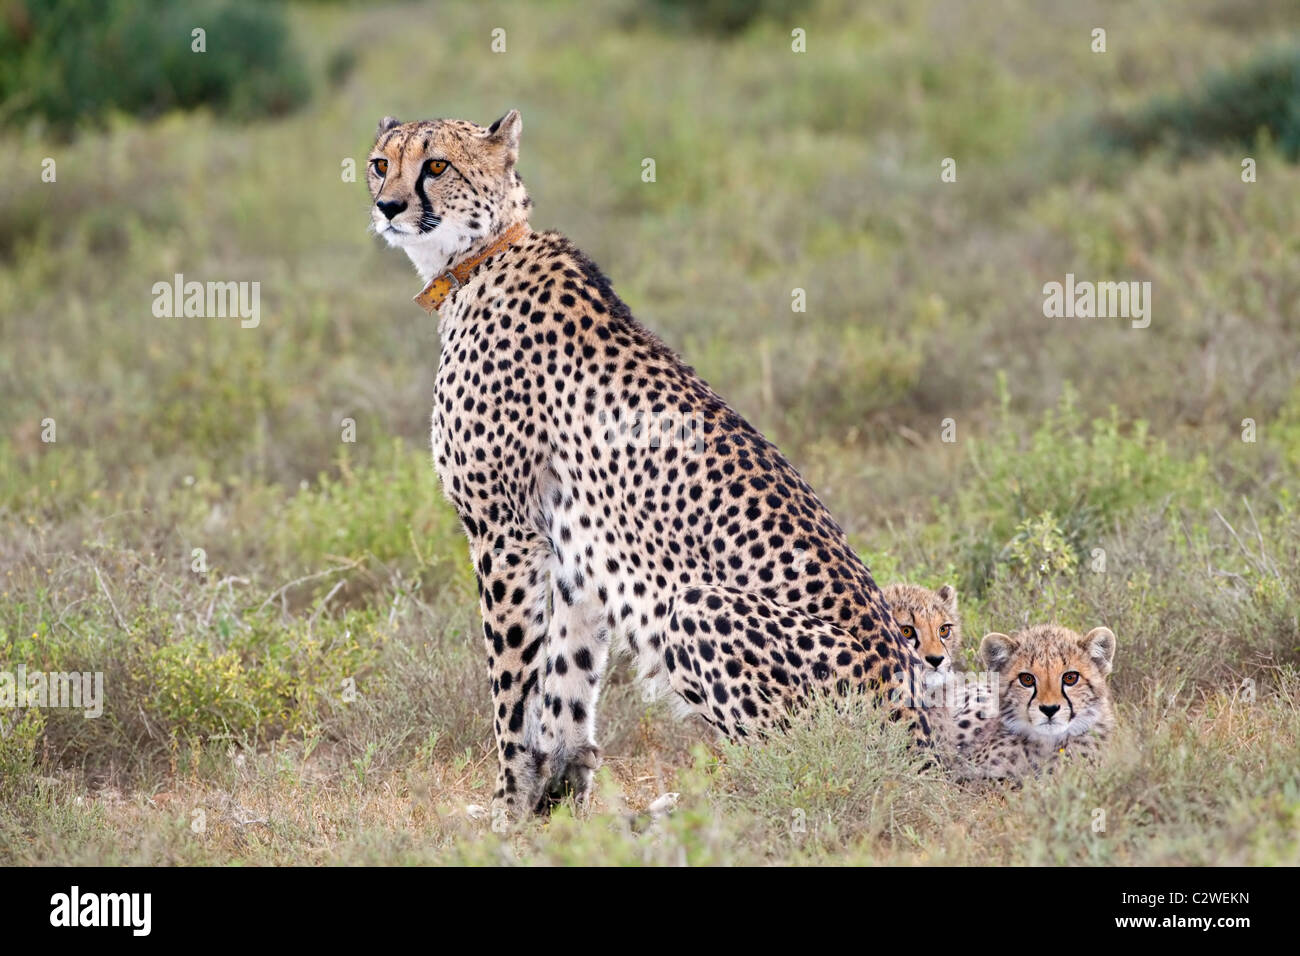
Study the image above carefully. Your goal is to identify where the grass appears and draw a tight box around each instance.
[1,0,1299,865]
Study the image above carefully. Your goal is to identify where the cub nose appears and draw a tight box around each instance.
[1038,704,1060,718]
[377,199,407,220]
[924,655,945,669]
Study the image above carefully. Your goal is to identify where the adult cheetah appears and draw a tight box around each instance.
[367,110,929,818]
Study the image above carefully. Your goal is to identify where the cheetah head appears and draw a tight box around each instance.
[881,583,961,687]
[366,110,532,282]
[980,624,1116,742]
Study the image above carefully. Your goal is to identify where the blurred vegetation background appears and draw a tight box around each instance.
[0,0,1298,864]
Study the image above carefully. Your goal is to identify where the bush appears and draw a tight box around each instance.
[947,377,1208,597]
[641,0,811,36]
[1094,46,1300,161]
[710,693,947,858]
[0,709,44,796]
[0,0,311,133]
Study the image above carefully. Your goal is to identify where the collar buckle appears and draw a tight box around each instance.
[414,221,528,314]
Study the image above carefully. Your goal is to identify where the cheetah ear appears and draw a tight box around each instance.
[376,116,401,138]
[979,632,1016,671]
[484,109,522,166]
[1082,627,1117,676]
[937,583,957,614]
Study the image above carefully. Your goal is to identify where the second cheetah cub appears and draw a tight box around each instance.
[956,623,1117,781]
[881,583,962,688]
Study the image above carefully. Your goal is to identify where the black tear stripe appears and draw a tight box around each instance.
[412,165,438,232]
[1064,683,1085,721]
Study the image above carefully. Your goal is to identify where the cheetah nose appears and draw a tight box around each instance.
[924,655,945,669]
[1038,704,1060,718]
[377,199,408,220]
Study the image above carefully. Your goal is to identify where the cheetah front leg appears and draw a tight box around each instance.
[468,531,553,821]
[534,574,610,811]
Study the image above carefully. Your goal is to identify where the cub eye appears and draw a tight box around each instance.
[899,625,915,641]
[1062,671,1080,686]
[938,623,952,640]
[371,158,388,176]
[426,159,448,176]
[1017,673,1036,687]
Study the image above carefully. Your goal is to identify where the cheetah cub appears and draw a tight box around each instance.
[881,583,981,756]
[955,623,1117,781]
[880,583,961,688]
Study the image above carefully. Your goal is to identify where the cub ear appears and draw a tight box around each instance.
[936,583,957,614]
[979,632,1016,672]
[1082,627,1117,676]
[484,108,522,165]
[376,116,401,138]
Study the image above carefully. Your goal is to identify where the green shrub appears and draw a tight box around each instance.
[948,377,1208,596]
[0,0,311,133]
[1,588,383,765]
[1094,45,1300,161]
[0,709,44,795]
[1002,511,1078,584]
[131,611,377,743]
[640,0,811,36]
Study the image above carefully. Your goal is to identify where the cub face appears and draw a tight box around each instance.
[366,110,527,279]
[881,583,961,685]
[980,624,1116,742]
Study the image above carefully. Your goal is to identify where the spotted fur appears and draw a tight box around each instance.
[367,111,930,818]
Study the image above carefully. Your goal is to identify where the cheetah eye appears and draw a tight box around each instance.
[939,623,952,640]
[899,625,915,641]
[1062,671,1080,686]
[426,159,449,176]
[371,158,388,176]
[1017,673,1036,687]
